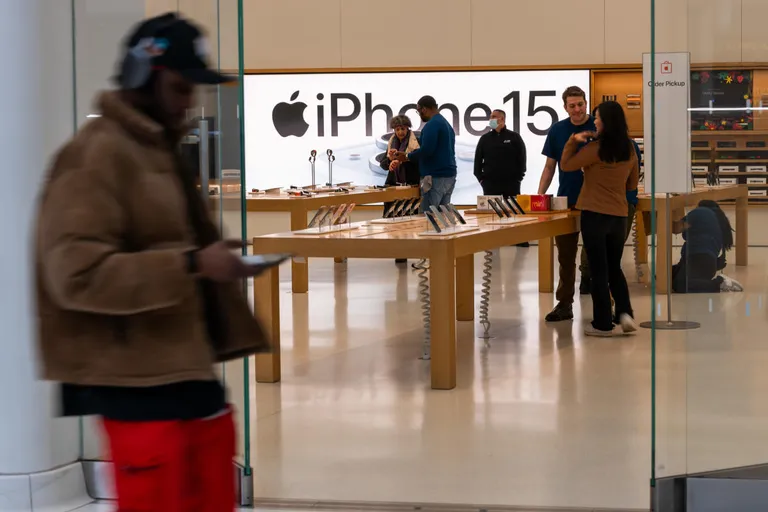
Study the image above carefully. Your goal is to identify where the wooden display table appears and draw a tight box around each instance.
[251,212,580,390]
[244,187,419,293]
[635,185,748,293]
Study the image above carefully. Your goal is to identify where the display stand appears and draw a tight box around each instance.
[640,193,700,330]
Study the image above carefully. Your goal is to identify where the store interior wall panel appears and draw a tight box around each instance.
[145,0,177,16]
[652,0,689,54]
[74,0,147,120]
[688,0,742,63]
[741,0,768,63]
[605,0,651,64]
[177,0,221,69]
[470,0,605,66]
[341,0,471,68]
[243,0,342,69]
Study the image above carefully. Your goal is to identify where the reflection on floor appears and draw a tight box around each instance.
[247,246,768,511]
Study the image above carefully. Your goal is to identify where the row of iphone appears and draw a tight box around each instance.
[383,197,421,218]
[424,205,468,233]
[487,196,526,219]
[307,203,357,228]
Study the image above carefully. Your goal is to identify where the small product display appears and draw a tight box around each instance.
[418,203,480,237]
[337,203,356,224]
[308,206,330,228]
[309,149,317,187]
[488,199,505,218]
[326,149,335,186]
[493,198,513,218]
[438,206,457,226]
[369,197,422,224]
[295,202,360,235]
[505,196,526,215]
[424,211,442,233]
[447,204,467,224]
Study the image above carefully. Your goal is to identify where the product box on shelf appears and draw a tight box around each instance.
[719,177,739,185]
[747,177,767,184]
[747,165,768,173]
[530,195,552,212]
[718,166,739,173]
[694,178,708,187]
[748,189,767,197]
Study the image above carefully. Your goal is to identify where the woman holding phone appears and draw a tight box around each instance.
[560,101,639,337]
[380,115,420,263]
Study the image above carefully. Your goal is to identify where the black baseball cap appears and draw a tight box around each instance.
[119,12,232,86]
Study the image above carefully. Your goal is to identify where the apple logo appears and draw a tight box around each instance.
[272,91,309,137]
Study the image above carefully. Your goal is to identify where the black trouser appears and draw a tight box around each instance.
[672,253,722,293]
[581,210,633,331]
[481,179,521,198]
[581,203,636,283]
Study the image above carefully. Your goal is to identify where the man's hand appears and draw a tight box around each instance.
[389,160,400,172]
[387,149,397,159]
[393,151,408,162]
[195,240,262,282]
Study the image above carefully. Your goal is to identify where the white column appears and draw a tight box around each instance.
[0,2,86,509]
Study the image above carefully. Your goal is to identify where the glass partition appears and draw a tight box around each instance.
[177,0,251,472]
[72,0,252,481]
[650,0,768,500]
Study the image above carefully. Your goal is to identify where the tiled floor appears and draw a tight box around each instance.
[241,245,768,511]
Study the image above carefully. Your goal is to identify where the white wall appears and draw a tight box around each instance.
[147,0,768,71]
[72,0,149,460]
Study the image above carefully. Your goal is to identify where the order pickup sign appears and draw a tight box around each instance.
[643,52,691,194]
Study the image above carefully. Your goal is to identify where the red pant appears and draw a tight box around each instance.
[101,409,236,512]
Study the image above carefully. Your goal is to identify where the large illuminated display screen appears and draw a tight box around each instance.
[244,69,590,205]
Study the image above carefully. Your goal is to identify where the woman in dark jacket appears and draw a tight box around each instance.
[671,200,743,292]
[380,115,420,195]
[380,115,420,264]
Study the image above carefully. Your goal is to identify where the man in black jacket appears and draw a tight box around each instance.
[474,109,528,245]
[474,109,527,196]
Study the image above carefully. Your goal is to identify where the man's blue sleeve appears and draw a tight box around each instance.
[409,122,437,161]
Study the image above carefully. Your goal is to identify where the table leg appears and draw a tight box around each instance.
[290,209,309,293]
[538,236,554,293]
[456,254,474,321]
[656,199,669,294]
[635,210,648,264]
[736,194,748,266]
[254,265,281,383]
[430,247,457,390]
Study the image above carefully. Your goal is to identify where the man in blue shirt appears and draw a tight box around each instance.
[394,95,458,270]
[394,95,457,212]
[537,86,594,322]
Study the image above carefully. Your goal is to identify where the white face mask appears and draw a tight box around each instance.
[489,119,499,130]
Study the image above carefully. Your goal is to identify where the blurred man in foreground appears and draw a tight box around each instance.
[34,13,269,511]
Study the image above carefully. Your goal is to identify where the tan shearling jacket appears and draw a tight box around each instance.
[34,91,270,387]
